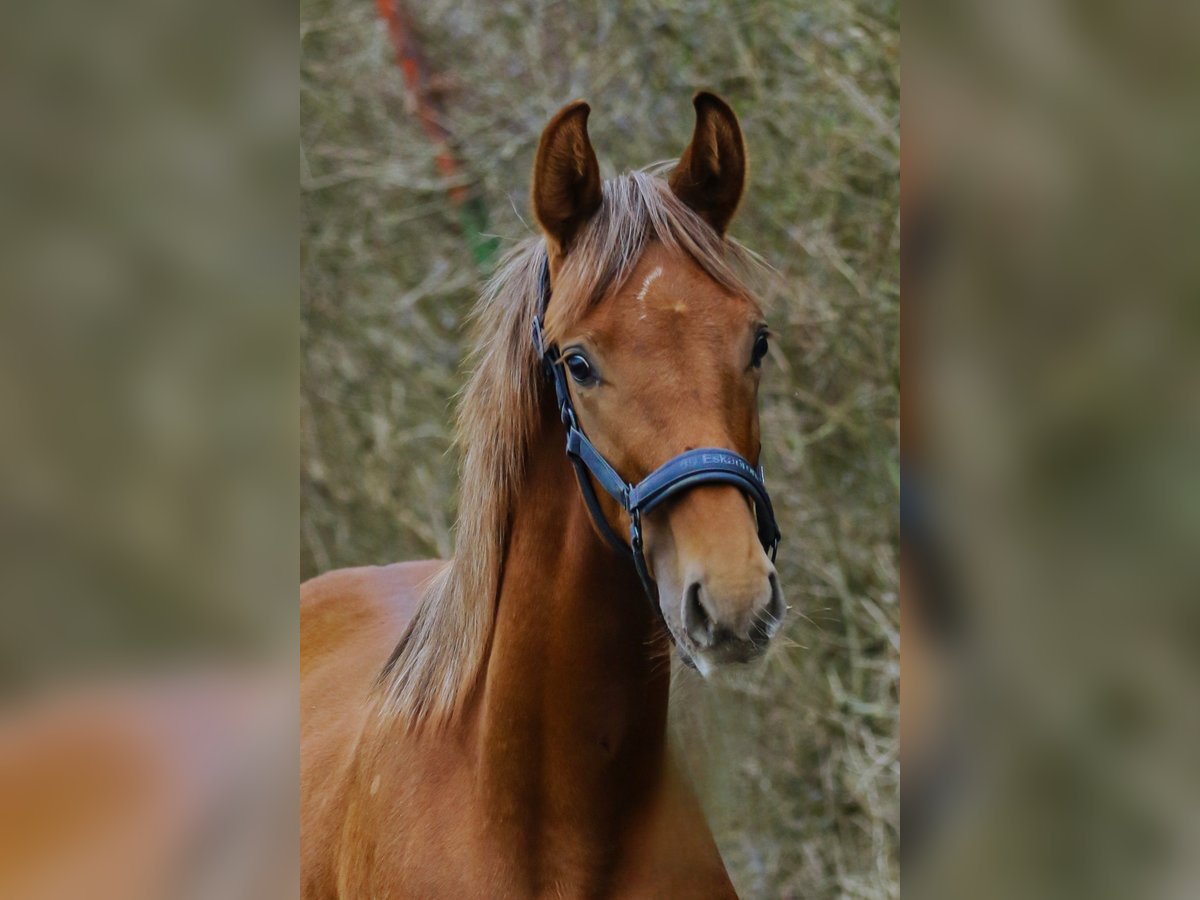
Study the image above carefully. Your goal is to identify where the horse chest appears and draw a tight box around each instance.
[337,746,735,899]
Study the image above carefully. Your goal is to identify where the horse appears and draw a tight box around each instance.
[301,92,786,898]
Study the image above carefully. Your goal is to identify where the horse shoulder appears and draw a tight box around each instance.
[300,559,445,900]
[301,561,442,665]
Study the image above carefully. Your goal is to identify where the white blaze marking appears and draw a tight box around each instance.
[635,266,663,304]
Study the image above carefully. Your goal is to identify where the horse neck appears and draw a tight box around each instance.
[472,392,673,866]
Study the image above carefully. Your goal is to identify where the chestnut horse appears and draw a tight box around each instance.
[301,93,785,898]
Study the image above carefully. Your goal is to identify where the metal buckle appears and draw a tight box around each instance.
[559,399,577,429]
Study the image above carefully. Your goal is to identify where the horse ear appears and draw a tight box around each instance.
[669,92,746,235]
[532,101,603,253]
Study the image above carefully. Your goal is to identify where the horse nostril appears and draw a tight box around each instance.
[752,572,786,645]
[767,572,784,628]
[682,581,715,648]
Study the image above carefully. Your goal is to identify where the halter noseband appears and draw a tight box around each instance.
[531,255,781,610]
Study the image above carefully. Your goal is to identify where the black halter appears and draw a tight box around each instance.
[531,255,781,608]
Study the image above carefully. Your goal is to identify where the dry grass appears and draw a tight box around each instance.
[301,0,898,896]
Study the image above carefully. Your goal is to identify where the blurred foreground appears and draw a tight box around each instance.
[0,672,295,899]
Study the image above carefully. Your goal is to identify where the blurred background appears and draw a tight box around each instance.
[905,1,1200,898]
[0,0,295,897]
[301,0,899,897]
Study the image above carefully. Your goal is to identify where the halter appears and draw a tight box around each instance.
[531,255,781,610]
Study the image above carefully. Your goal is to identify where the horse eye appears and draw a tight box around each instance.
[564,353,596,385]
[751,333,770,368]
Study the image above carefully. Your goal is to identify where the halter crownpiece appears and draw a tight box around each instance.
[531,254,782,608]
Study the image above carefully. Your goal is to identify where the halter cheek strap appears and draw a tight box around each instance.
[532,255,782,609]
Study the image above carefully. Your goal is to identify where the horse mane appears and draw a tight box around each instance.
[377,168,758,729]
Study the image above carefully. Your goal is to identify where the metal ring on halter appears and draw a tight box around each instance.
[532,253,782,613]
